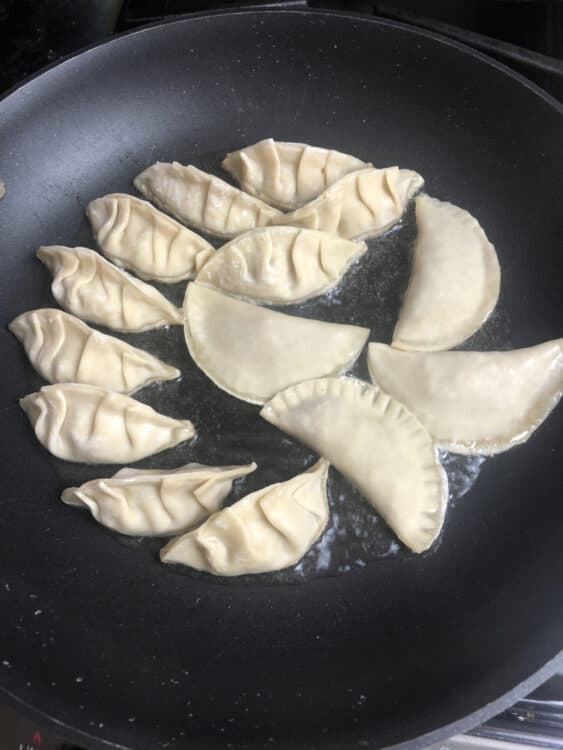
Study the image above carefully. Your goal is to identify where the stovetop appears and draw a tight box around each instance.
[0,1,562,748]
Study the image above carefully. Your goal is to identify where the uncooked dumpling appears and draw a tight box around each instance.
[367,341,563,455]
[261,378,447,553]
[160,458,329,574]
[184,283,369,404]
[86,193,214,282]
[392,195,501,351]
[62,462,257,536]
[37,246,182,332]
[222,138,369,209]
[196,226,367,304]
[134,162,282,238]
[269,167,424,239]
[9,308,180,394]
[20,383,195,464]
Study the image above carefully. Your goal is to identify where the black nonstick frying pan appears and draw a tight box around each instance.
[0,8,562,750]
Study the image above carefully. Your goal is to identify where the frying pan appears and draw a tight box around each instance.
[0,8,562,750]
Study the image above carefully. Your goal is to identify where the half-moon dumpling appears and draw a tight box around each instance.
[261,378,447,553]
[134,162,282,238]
[222,138,370,209]
[86,193,214,283]
[9,308,180,394]
[195,226,367,305]
[20,383,195,464]
[37,246,182,332]
[184,283,369,404]
[160,458,329,575]
[367,341,563,455]
[269,167,424,239]
[62,462,257,536]
[392,195,501,351]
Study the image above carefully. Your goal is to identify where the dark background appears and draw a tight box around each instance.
[0,0,562,99]
[0,2,561,749]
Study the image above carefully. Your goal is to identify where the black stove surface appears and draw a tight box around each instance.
[0,1,562,748]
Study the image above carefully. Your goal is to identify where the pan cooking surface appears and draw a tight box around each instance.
[0,10,561,750]
[60,163,505,587]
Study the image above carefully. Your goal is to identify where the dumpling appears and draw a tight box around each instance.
[37,245,182,332]
[261,378,447,553]
[20,383,195,463]
[160,458,329,575]
[392,195,501,351]
[184,283,369,404]
[222,138,370,209]
[195,226,367,305]
[367,341,563,455]
[134,162,282,238]
[62,462,257,536]
[9,308,180,394]
[86,193,214,283]
[269,167,424,239]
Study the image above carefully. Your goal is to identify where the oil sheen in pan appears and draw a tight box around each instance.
[52,155,511,586]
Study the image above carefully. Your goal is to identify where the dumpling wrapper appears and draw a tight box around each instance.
[37,245,182,333]
[367,341,563,455]
[184,283,369,405]
[261,377,447,553]
[9,308,180,395]
[392,195,501,351]
[160,458,329,575]
[196,226,367,305]
[134,162,282,238]
[62,462,257,536]
[222,138,370,210]
[269,167,424,239]
[20,383,195,464]
[86,193,214,283]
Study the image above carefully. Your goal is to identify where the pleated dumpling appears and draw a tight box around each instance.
[37,246,182,332]
[269,167,424,239]
[222,138,369,209]
[20,383,195,464]
[134,162,282,238]
[261,378,447,553]
[86,193,214,283]
[184,283,369,404]
[9,308,180,394]
[392,195,501,351]
[160,458,329,575]
[62,462,257,536]
[196,226,367,305]
[367,341,563,455]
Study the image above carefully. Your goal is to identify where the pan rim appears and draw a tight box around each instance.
[0,7,561,750]
[0,7,561,116]
[2,652,562,750]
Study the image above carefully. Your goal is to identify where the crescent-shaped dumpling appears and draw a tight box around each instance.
[37,245,182,332]
[392,195,501,351]
[183,283,369,404]
[269,167,424,239]
[20,383,196,464]
[160,458,329,575]
[367,341,563,455]
[9,308,180,394]
[195,226,367,305]
[62,462,257,536]
[86,193,214,283]
[222,138,369,210]
[260,377,447,553]
[134,162,282,238]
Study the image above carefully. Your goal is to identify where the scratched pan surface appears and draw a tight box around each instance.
[0,9,562,750]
